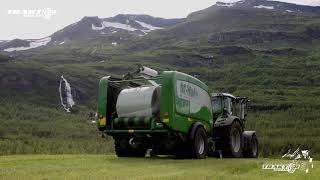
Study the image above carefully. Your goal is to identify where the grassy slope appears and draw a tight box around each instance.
[1,43,320,157]
[0,100,114,155]
[0,155,318,180]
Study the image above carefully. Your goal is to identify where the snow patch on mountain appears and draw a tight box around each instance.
[91,24,105,30]
[3,37,51,52]
[135,20,163,31]
[286,9,294,12]
[92,21,138,31]
[254,5,275,9]
[92,20,164,33]
[216,2,236,7]
[103,21,138,31]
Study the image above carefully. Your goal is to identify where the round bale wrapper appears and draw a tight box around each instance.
[116,86,160,118]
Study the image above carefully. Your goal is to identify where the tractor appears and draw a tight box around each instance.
[96,66,258,158]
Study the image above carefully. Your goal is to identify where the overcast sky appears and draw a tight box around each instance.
[0,0,319,40]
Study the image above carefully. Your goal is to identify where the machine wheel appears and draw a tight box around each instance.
[243,134,259,158]
[216,121,243,158]
[190,126,208,159]
[114,137,147,157]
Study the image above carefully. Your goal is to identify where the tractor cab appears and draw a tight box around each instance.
[211,93,257,158]
[211,93,248,121]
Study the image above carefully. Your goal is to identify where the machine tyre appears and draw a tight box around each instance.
[191,126,208,159]
[243,134,259,158]
[216,121,243,158]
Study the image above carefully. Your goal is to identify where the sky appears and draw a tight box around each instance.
[0,0,319,40]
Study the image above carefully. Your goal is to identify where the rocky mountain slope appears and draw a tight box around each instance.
[0,15,184,52]
[215,0,320,14]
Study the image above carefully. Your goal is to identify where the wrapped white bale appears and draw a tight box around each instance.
[116,86,160,117]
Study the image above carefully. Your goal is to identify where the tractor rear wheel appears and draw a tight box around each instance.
[243,134,259,158]
[216,121,243,158]
[114,137,147,157]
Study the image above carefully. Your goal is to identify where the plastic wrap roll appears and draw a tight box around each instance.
[116,86,160,117]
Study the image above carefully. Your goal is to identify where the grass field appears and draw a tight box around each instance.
[0,155,317,180]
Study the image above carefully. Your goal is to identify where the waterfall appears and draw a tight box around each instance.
[59,75,75,112]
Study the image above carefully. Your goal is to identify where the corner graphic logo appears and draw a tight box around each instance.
[8,8,57,20]
[262,147,314,173]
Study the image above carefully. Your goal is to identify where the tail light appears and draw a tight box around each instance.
[163,112,169,123]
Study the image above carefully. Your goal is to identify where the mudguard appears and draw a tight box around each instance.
[214,115,242,128]
[243,131,256,151]
[243,131,256,142]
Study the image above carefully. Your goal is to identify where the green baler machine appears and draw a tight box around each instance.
[97,66,258,159]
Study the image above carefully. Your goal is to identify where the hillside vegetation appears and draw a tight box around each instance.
[0,0,320,158]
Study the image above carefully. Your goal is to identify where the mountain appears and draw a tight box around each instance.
[1,0,320,53]
[214,0,320,14]
[0,15,184,52]
[51,15,184,42]
[0,0,320,157]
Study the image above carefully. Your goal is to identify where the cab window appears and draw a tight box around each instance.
[212,96,222,114]
[223,97,234,115]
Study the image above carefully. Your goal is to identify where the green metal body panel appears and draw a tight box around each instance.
[98,71,213,135]
[97,76,110,129]
[164,71,212,134]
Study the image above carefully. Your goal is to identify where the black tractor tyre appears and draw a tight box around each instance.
[114,137,147,157]
[190,126,208,159]
[216,121,244,158]
[243,134,259,158]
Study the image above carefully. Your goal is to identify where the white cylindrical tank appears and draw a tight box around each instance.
[116,86,160,117]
